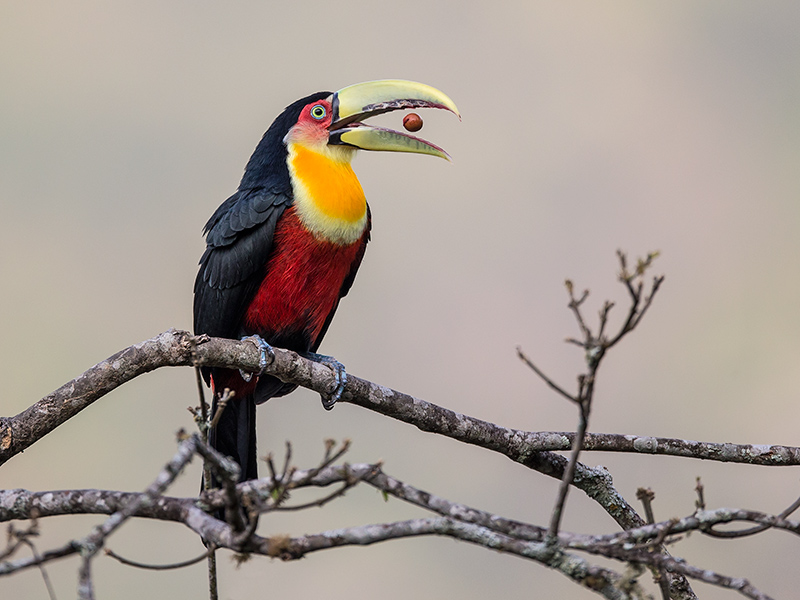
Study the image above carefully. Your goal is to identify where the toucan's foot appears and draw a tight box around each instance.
[239,335,275,381]
[303,352,347,410]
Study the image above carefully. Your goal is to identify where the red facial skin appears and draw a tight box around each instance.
[288,98,335,145]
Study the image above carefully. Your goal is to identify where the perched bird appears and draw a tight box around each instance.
[194,80,458,484]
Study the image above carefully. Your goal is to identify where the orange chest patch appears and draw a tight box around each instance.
[287,143,368,244]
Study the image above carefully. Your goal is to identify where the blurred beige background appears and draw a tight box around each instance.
[2,1,799,598]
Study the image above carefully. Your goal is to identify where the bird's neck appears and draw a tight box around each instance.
[286,141,368,245]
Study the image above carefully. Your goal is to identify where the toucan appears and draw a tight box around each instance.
[193,80,459,484]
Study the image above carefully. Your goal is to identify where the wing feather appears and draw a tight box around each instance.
[193,187,291,341]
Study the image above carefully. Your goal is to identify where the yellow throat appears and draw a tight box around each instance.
[287,142,368,245]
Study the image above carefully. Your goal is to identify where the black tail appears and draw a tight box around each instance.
[207,392,258,485]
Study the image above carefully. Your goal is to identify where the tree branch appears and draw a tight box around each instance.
[1,325,791,598]
[5,461,790,598]
[4,330,798,471]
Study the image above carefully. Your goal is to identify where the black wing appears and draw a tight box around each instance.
[193,186,292,343]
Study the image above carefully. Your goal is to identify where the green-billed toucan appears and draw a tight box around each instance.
[193,80,459,483]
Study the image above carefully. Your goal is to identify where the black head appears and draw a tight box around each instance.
[239,91,332,190]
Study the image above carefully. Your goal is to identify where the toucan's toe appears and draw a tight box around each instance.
[303,352,347,410]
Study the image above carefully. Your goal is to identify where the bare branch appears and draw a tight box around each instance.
[260,516,637,599]
[0,309,792,598]
[0,330,642,535]
[594,547,773,600]
[551,433,800,466]
[4,330,798,472]
[527,251,682,594]
[5,460,794,599]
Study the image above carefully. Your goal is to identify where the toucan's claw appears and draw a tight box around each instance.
[240,335,275,382]
[303,352,347,410]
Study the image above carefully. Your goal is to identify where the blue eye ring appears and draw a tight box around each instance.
[310,104,326,120]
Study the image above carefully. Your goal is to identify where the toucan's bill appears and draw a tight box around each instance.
[328,79,459,160]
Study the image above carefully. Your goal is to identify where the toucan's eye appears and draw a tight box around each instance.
[310,105,326,120]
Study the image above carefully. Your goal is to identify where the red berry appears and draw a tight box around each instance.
[403,113,423,132]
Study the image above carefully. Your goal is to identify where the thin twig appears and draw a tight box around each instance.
[208,389,234,432]
[192,432,244,532]
[0,542,79,576]
[207,547,218,600]
[193,364,218,600]
[565,280,593,341]
[695,477,706,511]
[516,347,578,404]
[76,432,202,599]
[18,538,57,600]
[104,547,213,571]
[635,488,671,600]
[547,402,589,541]
[636,488,656,525]
[705,493,800,539]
